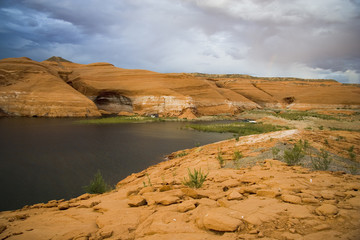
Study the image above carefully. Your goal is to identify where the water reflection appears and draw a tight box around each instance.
[0,118,232,210]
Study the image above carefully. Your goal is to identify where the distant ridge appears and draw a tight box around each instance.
[45,56,72,63]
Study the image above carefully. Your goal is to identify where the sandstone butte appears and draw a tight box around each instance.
[1,129,360,240]
[0,56,360,118]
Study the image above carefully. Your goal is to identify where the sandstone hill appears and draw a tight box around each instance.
[1,129,359,239]
[0,57,359,117]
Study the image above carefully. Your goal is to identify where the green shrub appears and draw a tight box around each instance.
[311,149,332,170]
[233,150,243,161]
[84,170,112,194]
[182,168,208,188]
[274,111,338,121]
[186,122,289,137]
[348,145,356,161]
[175,151,188,158]
[271,147,280,159]
[283,141,305,166]
[217,150,225,167]
[142,173,152,187]
[233,150,243,168]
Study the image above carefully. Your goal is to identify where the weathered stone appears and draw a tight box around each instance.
[0,224,6,234]
[221,179,240,188]
[128,195,147,207]
[302,197,319,204]
[76,193,92,201]
[321,190,335,200]
[44,200,58,208]
[257,189,280,198]
[181,188,201,199]
[143,191,181,206]
[217,198,232,208]
[139,186,155,195]
[315,204,338,216]
[177,201,196,212]
[314,224,331,231]
[58,202,70,210]
[203,208,243,232]
[100,230,113,239]
[346,196,360,208]
[227,190,243,200]
[159,185,172,192]
[281,194,302,204]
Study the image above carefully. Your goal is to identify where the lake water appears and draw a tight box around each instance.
[0,118,232,211]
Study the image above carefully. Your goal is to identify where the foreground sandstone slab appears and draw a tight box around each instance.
[1,130,359,239]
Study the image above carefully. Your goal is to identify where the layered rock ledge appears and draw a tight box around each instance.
[1,57,359,117]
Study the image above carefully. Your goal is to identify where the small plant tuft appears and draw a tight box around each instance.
[283,140,305,166]
[311,149,332,170]
[233,150,243,168]
[217,149,225,167]
[182,168,208,188]
[84,170,112,194]
[348,145,356,161]
[272,147,280,159]
[143,173,152,187]
[175,151,188,158]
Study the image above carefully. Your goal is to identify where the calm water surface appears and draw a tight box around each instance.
[0,118,232,211]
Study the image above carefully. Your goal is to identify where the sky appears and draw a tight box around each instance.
[0,0,359,83]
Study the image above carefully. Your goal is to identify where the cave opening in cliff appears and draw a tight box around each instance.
[94,91,133,113]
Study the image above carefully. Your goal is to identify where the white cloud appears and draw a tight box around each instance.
[0,0,359,83]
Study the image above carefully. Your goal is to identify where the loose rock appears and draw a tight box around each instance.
[58,202,70,210]
[128,195,147,207]
[281,194,302,204]
[203,208,243,232]
[177,201,196,212]
[257,189,280,198]
[227,190,243,200]
[315,204,338,216]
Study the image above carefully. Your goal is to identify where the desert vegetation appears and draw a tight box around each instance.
[182,168,208,188]
[186,122,289,137]
[83,170,112,194]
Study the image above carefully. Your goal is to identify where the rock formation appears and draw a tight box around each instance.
[0,56,359,117]
[0,57,100,117]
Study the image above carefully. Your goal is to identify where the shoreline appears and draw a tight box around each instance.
[1,128,359,239]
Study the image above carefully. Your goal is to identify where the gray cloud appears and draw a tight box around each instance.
[0,0,359,83]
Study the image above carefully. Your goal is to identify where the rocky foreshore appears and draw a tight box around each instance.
[1,129,359,240]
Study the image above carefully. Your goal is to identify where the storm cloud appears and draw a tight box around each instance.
[0,0,359,83]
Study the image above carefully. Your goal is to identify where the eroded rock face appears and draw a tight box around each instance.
[93,91,133,113]
[0,58,101,117]
[1,56,360,117]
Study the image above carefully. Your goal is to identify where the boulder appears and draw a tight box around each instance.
[203,208,243,232]
[315,204,338,216]
[58,202,70,210]
[281,194,302,204]
[227,190,244,200]
[257,189,280,198]
[143,190,183,206]
[128,196,147,207]
[177,201,196,213]
[181,188,201,199]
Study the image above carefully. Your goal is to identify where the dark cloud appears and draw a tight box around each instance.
[0,0,359,83]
